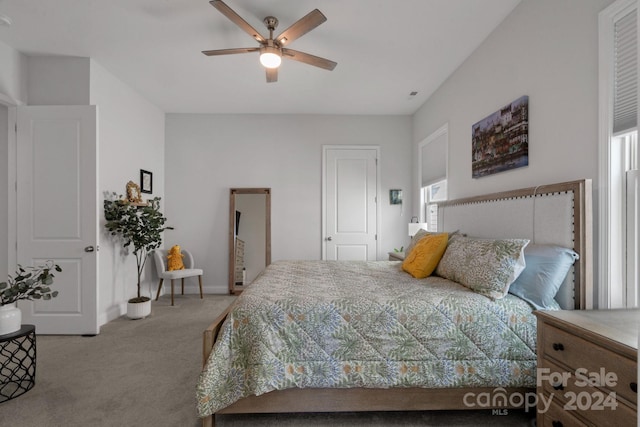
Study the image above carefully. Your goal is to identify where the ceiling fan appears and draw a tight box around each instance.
[202,0,337,83]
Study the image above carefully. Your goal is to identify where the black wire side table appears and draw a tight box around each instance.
[0,325,36,403]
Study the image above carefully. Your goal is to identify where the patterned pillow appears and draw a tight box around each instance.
[402,233,448,278]
[435,236,529,300]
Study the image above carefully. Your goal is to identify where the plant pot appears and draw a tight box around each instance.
[0,303,22,335]
[127,297,151,320]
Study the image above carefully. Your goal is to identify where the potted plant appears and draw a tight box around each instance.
[104,193,172,319]
[0,261,61,335]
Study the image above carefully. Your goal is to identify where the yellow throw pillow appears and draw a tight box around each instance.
[402,233,448,279]
[167,245,185,271]
[405,229,461,258]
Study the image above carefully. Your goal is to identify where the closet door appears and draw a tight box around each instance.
[322,146,378,261]
[16,105,99,335]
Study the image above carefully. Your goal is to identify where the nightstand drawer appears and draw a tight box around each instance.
[540,399,589,427]
[541,324,637,404]
[541,359,636,427]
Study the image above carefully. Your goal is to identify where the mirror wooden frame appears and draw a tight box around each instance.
[228,188,271,295]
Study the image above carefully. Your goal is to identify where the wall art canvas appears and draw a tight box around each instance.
[472,95,529,178]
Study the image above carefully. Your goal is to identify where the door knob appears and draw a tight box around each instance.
[84,246,95,252]
[326,237,332,241]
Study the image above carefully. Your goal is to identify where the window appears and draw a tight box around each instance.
[599,0,640,308]
[423,179,447,231]
[419,123,448,231]
[620,132,639,306]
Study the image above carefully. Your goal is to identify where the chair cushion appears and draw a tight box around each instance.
[161,268,203,280]
[167,245,185,271]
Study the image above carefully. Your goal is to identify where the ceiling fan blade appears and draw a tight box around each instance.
[202,47,260,56]
[275,9,326,46]
[266,67,278,83]
[210,0,266,44]
[282,48,337,71]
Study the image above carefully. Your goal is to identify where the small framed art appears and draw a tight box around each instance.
[389,189,402,205]
[140,169,153,194]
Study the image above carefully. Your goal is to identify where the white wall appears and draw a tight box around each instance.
[413,0,612,199]
[0,41,27,105]
[0,104,7,281]
[0,42,26,283]
[165,114,412,293]
[27,56,90,105]
[90,60,165,325]
[411,0,613,305]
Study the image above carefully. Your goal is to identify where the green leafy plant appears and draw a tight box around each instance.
[0,261,61,306]
[104,194,172,303]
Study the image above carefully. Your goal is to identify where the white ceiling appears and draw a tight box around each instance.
[0,0,522,115]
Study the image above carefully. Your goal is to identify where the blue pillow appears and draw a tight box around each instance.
[508,244,579,310]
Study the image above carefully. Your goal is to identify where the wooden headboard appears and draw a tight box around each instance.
[437,179,592,310]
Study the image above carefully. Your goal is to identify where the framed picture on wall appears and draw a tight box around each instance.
[471,95,529,178]
[389,189,402,205]
[140,169,153,194]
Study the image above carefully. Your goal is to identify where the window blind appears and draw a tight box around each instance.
[421,133,447,187]
[614,9,637,134]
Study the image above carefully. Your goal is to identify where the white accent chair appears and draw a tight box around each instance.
[153,249,203,306]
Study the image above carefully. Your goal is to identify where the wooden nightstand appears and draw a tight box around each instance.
[535,309,639,427]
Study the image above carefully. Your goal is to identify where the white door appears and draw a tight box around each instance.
[322,146,378,260]
[16,105,99,335]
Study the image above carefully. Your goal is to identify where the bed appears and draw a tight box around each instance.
[197,179,592,426]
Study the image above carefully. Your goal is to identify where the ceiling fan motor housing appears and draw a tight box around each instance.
[263,16,278,32]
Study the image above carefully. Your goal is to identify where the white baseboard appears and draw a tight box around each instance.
[98,304,126,328]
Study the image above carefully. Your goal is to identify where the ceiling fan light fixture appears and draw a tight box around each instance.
[259,46,282,69]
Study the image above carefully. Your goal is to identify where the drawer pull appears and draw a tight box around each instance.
[552,422,564,427]
[552,383,564,391]
[552,342,564,351]
[631,382,638,393]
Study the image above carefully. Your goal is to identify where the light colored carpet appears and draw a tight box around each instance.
[0,295,536,427]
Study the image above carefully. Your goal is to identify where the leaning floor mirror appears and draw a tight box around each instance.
[228,188,271,295]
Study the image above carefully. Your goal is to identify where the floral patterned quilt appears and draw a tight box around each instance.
[196,260,537,417]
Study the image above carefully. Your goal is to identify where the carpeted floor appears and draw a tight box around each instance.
[0,295,536,427]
